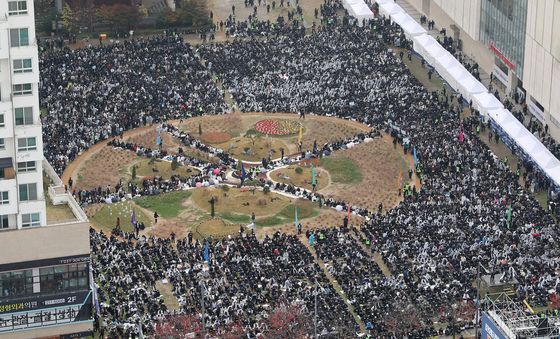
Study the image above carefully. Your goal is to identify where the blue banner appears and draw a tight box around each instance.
[481,312,507,339]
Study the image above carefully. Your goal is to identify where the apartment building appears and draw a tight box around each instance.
[0,1,92,338]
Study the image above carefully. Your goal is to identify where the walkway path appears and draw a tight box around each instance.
[302,237,367,334]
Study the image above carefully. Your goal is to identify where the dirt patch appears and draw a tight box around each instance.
[320,137,406,211]
[180,113,244,138]
[200,132,232,143]
[74,146,138,191]
[269,165,330,192]
[125,127,180,152]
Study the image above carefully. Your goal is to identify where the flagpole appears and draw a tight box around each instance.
[314,278,318,339]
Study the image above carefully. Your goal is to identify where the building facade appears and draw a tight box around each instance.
[402,0,560,141]
[0,1,92,337]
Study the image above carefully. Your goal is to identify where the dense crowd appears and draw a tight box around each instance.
[196,10,560,333]
[91,229,360,337]
[40,35,228,175]
[38,1,560,337]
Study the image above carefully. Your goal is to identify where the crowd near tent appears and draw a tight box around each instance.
[488,108,560,186]
[372,0,560,187]
[342,0,374,25]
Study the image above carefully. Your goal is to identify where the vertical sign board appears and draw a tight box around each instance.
[481,312,508,339]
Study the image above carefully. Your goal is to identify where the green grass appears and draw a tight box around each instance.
[90,201,151,233]
[135,190,192,219]
[259,200,318,227]
[320,157,362,184]
[219,212,251,223]
[218,199,318,227]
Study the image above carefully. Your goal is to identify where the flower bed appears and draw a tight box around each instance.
[200,132,232,143]
[254,119,301,136]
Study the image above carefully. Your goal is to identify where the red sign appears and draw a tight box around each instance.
[488,41,515,70]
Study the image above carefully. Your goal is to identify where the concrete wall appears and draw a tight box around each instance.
[523,0,560,140]
[0,221,90,265]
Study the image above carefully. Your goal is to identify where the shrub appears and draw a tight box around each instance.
[295,167,303,174]
[221,185,230,192]
[263,186,270,194]
[131,165,137,180]
[171,158,179,171]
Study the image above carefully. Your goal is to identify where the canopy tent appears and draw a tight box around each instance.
[456,74,486,102]
[412,35,437,56]
[434,52,462,81]
[422,41,447,66]
[488,108,560,187]
[472,92,504,116]
[443,64,469,91]
[343,0,363,8]
[378,0,404,17]
[351,3,374,24]
[400,16,427,38]
[389,11,408,26]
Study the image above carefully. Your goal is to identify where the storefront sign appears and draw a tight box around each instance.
[0,292,91,333]
[488,42,515,70]
[492,64,509,87]
[0,291,90,314]
[528,98,545,124]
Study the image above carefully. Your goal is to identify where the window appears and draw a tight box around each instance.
[13,59,32,73]
[18,183,37,201]
[17,161,35,173]
[21,212,39,227]
[15,107,33,125]
[0,215,8,229]
[0,138,4,150]
[17,137,36,151]
[13,83,32,96]
[0,192,8,204]
[8,1,27,15]
[39,264,89,294]
[0,270,33,298]
[9,28,29,47]
[0,168,4,179]
[0,114,4,128]
[0,264,88,299]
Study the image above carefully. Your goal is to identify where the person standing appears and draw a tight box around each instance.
[154,211,159,224]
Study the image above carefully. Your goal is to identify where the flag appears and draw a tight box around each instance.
[506,204,512,227]
[311,164,317,186]
[131,209,136,226]
[294,206,299,231]
[347,204,351,218]
[309,233,315,246]
[413,147,418,167]
[397,169,403,187]
[459,123,464,143]
[297,126,303,144]
[241,162,246,181]
[204,241,211,267]
[156,128,161,146]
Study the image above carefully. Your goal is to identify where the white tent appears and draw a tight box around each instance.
[443,64,469,91]
[390,11,408,26]
[378,1,404,17]
[352,3,374,25]
[400,16,427,38]
[412,35,437,56]
[472,92,504,116]
[343,0,362,11]
[545,166,560,187]
[423,41,447,66]
[434,52,462,80]
[456,74,486,102]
